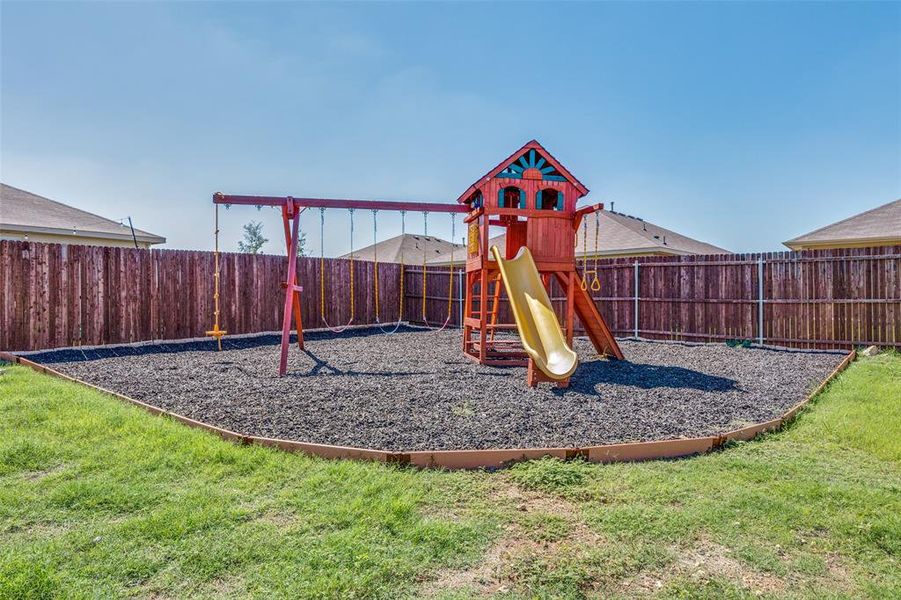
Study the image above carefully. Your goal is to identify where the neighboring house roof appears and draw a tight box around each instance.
[783,199,901,250]
[0,183,166,245]
[341,233,465,265]
[483,210,729,260]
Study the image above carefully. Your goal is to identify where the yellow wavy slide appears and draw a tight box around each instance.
[491,246,578,381]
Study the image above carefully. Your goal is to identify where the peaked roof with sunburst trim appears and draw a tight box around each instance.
[456,140,589,203]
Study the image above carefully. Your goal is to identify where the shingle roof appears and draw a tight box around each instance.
[340,233,465,265]
[784,199,901,249]
[0,183,166,244]
[483,210,729,260]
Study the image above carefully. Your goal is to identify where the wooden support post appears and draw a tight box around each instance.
[463,271,474,354]
[488,272,503,344]
[527,359,570,389]
[527,359,539,388]
[279,200,302,376]
[479,268,488,361]
[282,204,304,352]
[478,212,489,361]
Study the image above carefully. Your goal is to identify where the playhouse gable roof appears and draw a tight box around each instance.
[456,140,589,203]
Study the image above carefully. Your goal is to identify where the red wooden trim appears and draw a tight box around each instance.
[463,207,484,224]
[483,207,573,219]
[573,203,603,231]
[586,437,718,462]
[407,447,569,469]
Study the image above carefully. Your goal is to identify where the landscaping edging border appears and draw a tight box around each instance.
[0,349,856,470]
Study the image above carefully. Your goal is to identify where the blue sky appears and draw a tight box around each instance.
[2,1,899,254]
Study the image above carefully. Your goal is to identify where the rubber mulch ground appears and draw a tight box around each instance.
[27,328,847,451]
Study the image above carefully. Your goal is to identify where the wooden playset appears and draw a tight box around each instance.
[212,140,623,385]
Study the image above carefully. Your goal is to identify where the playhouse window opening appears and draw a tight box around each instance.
[501,186,523,209]
[538,188,562,210]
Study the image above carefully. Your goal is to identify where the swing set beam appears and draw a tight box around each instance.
[213,194,469,214]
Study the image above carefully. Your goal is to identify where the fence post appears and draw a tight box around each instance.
[758,256,764,345]
[633,260,639,338]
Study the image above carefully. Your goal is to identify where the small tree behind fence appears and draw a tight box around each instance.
[1,240,898,352]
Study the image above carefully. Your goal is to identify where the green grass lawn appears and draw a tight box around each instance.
[1,352,898,599]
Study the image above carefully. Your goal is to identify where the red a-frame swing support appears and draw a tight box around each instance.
[213,193,468,376]
[279,198,305,376]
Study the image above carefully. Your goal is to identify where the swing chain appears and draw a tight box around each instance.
[399,211,405,321]
[319,208,326,321]
[422,212,428,321]
[348,209,355,321]
[372,209,380,320]
[580,217,589,291]
[591,215,601,291]
[206,202,227,349]
[447,213,456,317]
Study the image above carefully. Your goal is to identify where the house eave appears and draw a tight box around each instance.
[0,223,166,245]
[783,236,901,251]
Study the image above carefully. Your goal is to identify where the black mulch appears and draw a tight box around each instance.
[27,328,847,451]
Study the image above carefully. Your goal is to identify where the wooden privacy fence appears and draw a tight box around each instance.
[1,241,403,351]
[577,246,901,349]
[2,241,899,352]
[409,245,901,350]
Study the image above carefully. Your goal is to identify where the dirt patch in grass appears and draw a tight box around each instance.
[619,538,856,597]
[205,575,246,597]
[422,477,605,597]
[22,463,67,482]
[253,510,297,529]
[426,476,860,599]
[421,541,510,597]
[3,521,71,538]
[675,540,786,594]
